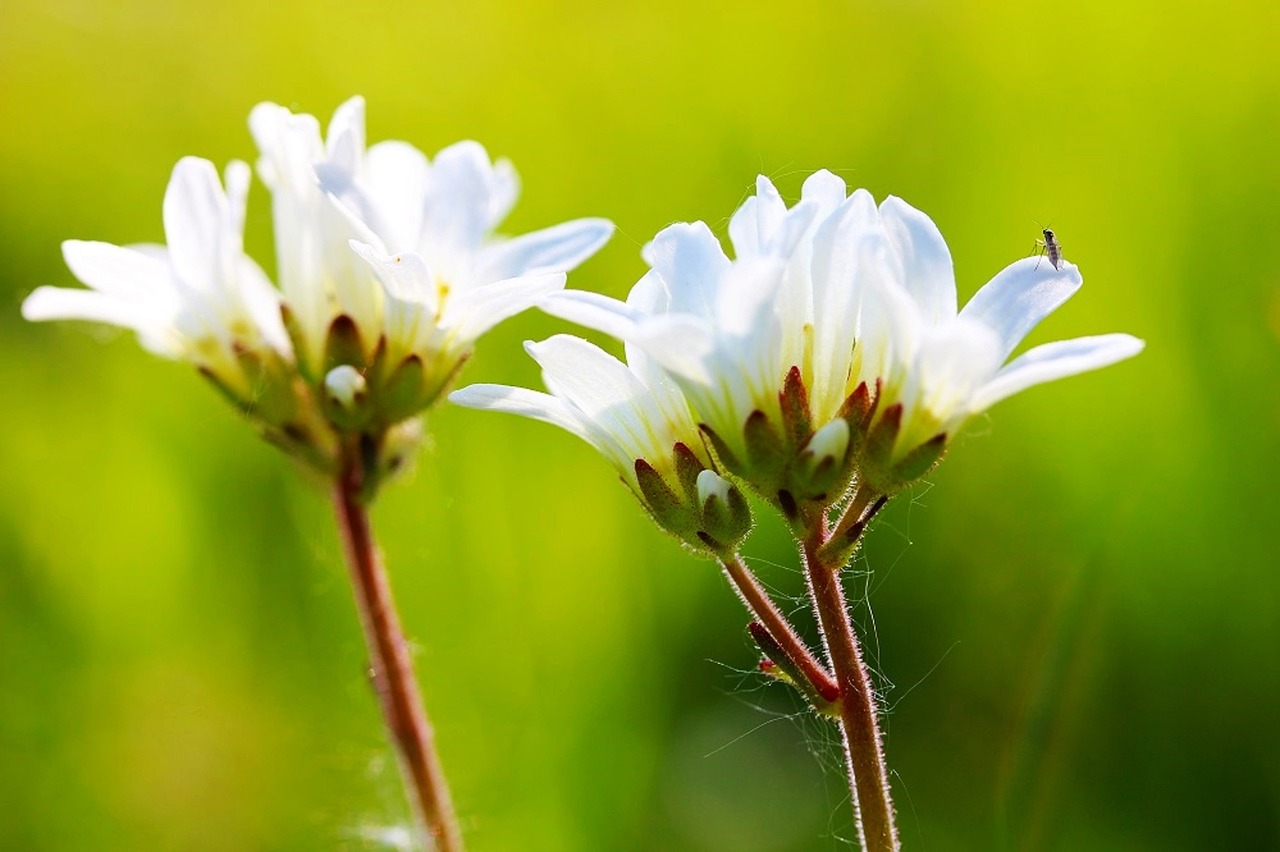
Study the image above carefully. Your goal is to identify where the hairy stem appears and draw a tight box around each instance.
[803,523,899,852]
[334,460,464,852]
[720,554,839,701]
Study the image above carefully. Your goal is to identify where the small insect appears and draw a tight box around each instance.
[1033,228,1064,271]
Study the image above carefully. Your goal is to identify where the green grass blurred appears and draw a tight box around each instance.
[3,0,1278,848]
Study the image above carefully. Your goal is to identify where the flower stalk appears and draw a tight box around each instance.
[802,503,897,852]
[333,445,463,852]
[719,553,838,702]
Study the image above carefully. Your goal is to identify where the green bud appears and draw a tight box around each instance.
[323,365,372,432]
[633,452,752,556]
[696,470,752,552]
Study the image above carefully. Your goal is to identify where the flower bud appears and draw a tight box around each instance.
[633,445,752,556]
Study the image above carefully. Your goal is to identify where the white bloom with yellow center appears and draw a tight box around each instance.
[309,100,614,391]
[249,96,613,424]
[539,170,877,504]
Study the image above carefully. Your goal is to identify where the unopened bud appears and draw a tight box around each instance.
[325,365,368,411]
[696,470,752,552]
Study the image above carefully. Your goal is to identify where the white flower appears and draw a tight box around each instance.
[24,96,612,491]
[22,156,290,401]
[850,196,1145,487]
[539,170,874,506]
[450,327,751,552]
[294,98,614,402]
[538,173,1144,501]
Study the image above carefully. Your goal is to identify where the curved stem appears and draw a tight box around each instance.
[803,527,899,852]
[720,554,839,702]
[334,462,464,852]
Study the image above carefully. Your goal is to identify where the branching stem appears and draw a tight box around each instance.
[802,502,898,852]
[720,553,839,701]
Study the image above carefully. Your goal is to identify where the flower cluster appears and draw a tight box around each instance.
[453,170,1143,545]
[24,97,613,495]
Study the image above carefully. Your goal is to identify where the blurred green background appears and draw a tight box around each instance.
[2,0,1278,849]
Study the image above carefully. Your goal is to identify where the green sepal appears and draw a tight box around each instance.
[838,379,876,430]
[324,314,366,374]
[817,494,887,567]
[635,459,697,538]
[380,355,426,424]
[198,366,252,415]
[838,379,876,460]
[743,409,786,483]
[779,366,813,449]
[417,351,472,415]
[890,432,948,485]
[699,423,741,473]
[864,403,901,468]
[673,442,704,502]
[279,304,316,383]
[235,348,299,426]
[790,451,841,502]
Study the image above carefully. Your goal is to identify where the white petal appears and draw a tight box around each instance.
[539,289,646,341]
[350,240,435,305]
[621,271,674,389]
[235,256,291,354]
[715,254,786,337]
[422,141,505,257]
[315,162,385,248]
[800,169,848,217]
[767,198,821,264]
[728,195,762,258]
[325,96,366,176]
[625,269,668,314]
[163,157,231,294]
[476,217,614,282]
[364,140,430,250]
[21,287,178,354]
[449,383,589,441]
[525,334,648,419]
[903,318,1003,425]
[809,190,877,414]
[751,175,788,251]
[629,315,718,385]
[958,257,1083,362]
[61,240,171,301]
[248,102,323,192]
[525,335,671,465]
[224,160,251,241]
[968,333,1145,412]
[445,272,565,341]
[727,175,789,260]
[878,195,957,323]
[853,235,923,383]
[641,221,731,318]
[489,158,521,228]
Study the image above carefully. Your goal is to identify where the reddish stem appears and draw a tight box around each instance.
[803,519,898,852]
[334,463,464,852]
[720,554,839,702]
